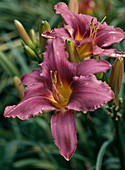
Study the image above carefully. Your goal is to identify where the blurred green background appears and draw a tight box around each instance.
[0,0,125,169]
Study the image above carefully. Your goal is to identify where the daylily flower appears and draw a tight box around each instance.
[4,37,114,160]
[43,2,125,61]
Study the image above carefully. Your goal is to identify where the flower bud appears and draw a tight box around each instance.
[109,57,124,97]
[95,72,103,79]
[39,20,51,53]
[14,20,35,49]
[68,0,78,14]
[24,45,38,61]
[30,29,38,46]
[66,38,80,64]
[14,76,24,99]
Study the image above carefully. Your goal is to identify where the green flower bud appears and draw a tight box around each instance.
[14,76,24,99]
[30,29,38,46]
[109,57,124,97]
[95,72,104,79]
[14,20,35,49]
[66,38,80,64]
[39,20,51,53]
[24,45,38,61]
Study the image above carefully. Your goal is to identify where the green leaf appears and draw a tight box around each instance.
[0,52,20,76]
[13,159,57,169]
[96,140,112,170]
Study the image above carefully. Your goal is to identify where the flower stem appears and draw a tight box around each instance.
[115,118,125,170]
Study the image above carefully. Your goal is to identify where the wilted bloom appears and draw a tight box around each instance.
[4,37,114,160]
[43,2,125,61]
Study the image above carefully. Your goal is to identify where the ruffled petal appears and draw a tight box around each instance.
[98,49,125,58]
[66,75,114,111]
[54,2,96,39]
[40,36,76,88]
[77,59,111,76]
[42,28,70,40]
[96,23,125,47]
[4,96,55,120]
[51,110,77,161]
[4,83,56,120]
[21,69,41,85]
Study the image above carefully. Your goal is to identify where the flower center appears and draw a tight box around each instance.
[75,16,106,59]
[50,70,72,108]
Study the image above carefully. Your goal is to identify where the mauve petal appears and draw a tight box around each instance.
[99,49,125,58]
[55,2,96,39]
[66,75,114,111]
[99,49,120,57]
[77,59,111,76]
[23,83,51,99]
[4,95,56,120]
[92,44,104,56]
[42,28,70,40]
[51,110,77,160]
[4,83,56,119]
[40,37,76,88]
[21,69,41,85]
[96,23,125,47]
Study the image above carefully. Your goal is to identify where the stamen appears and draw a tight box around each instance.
[49,70,72,108]
[50,70,64,105]
[90,18,94,28]
[58,82,63,94]
[60,82,63,89]
[50,70,54,84]
[89,18,94,38]
[97,16,106,30]
[89,16,107,41]
[54,71,57,84]
[94,16,107,32]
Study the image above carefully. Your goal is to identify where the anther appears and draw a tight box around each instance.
[95,16,106,31]
[90,18,94,27]
[54,71,57,84]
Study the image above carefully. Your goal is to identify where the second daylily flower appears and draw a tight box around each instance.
[4,37,114,160]
[43,2,125,61]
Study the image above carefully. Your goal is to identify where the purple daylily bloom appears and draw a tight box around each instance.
[4,37,114,160]
[43,2,125,60]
